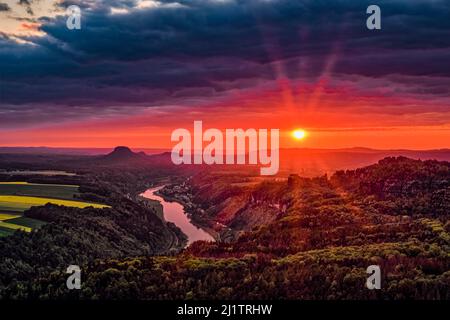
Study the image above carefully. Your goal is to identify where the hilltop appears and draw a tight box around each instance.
[102,146,147,162]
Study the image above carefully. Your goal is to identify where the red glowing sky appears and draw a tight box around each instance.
[1,0,449,150]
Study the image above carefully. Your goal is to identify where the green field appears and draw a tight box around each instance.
[0,170,76,176]
[0,226,15,237]
[0,182,109,237]
[0,195,107,211]
[0,181,80,200]
[2,216,47,229]
[0,212,20,220]
[0,210,46,237]
[0,220,32,232]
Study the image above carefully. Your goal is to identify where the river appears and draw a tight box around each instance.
[141,186,214,245]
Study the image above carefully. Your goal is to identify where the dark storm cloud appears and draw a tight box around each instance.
[0,3,10,11]
[1,0,450,126]
[18,0,34,15]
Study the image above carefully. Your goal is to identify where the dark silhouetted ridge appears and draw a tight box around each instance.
[103,146,147,162]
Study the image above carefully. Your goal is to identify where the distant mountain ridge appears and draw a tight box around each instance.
[103,146,146,160]
[0,147,168,155]
[1,146,449,157]
[0,146,449,175]
[277,148,450,176]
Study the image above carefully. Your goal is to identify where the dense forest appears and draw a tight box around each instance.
[0,156,449,299]
[0,164,187,298]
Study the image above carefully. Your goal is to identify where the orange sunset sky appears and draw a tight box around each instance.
[1,0,449,150]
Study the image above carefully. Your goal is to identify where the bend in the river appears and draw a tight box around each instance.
[141,186,214,246]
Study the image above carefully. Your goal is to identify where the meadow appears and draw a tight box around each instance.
[0,181,80,199]
[0,170,76,176]
[0,182,108,236]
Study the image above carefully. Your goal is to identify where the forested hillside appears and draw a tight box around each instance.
[0,170,186,299]
[1,157,447,299]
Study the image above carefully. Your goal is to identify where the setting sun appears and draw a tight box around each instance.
[292,129,307,140]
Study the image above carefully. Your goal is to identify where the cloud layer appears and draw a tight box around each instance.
[0,0,449,129]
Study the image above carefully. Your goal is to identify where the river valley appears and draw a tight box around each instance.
[141,186,214,246]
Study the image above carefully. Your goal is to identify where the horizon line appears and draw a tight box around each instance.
[0,146,449,152]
